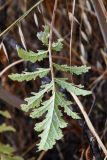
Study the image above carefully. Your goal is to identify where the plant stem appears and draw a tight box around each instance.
[71,92,107,157]
[0,59,23,78]
[48,0,58,90]
[0,0,44,37]
[69,0,76,67]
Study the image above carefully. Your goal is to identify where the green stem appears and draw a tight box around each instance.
[48,0,58,91]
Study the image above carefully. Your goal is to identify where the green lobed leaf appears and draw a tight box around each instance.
[53,63,91,75]
[37,25,50,45]
[5,156,24,160]
[30,99,50,119]
[21,82,53,112]
[0,144,24,160]
[0,123,15,133]
[37,25,63,52]
[55,92,80,119]
[55,78,91,96]
[0,144,15,155]
[7,26,91,152]
[34,93,67,151]
[0,111,11,119]
[52,38,63,52]
[18,48,48,63]
[9,68,50,82]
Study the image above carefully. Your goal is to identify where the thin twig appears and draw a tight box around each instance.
[37,151,47,160]
[48,0,58,90]
[71,92,107,157]
[0,59,23,78]
[69,0,76,66]
[90,0,107,48]
[22,140,39,156]
[0,0,44,37]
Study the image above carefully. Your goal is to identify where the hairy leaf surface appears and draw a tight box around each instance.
[53,63,91,75]
[34,93,67,151]
[21,82,53,112]
[9,68,50,82]
[18,48,48,63]
[52,38,63,52]
[8,26,91,151]
[37,25,63,52]
[55,92,80,119]
[37,25,50,45]
[55,78,91,96]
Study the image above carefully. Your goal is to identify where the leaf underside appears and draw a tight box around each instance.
[21,82,53,112]
[55,78,91,96]
[21,81,80,151]
[8,25,91,151]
